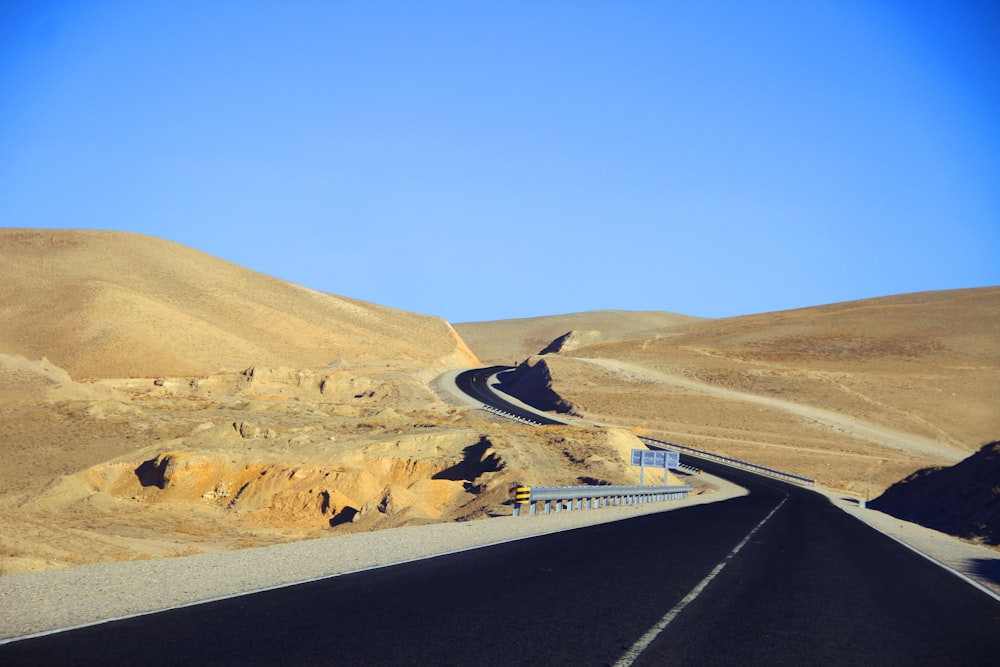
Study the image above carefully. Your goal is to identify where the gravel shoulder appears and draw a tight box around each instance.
[3,472,997,643]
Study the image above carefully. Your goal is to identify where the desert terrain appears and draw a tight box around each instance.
[491,289,999,507]
[1,229,997,579]
[0,230,690,575]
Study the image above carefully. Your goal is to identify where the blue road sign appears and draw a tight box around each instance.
[666,450,679,470]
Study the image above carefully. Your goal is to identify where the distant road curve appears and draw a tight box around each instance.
[453,365,565,425]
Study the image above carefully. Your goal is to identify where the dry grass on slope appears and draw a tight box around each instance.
[0,229,477,378]
[529,289,1000,498]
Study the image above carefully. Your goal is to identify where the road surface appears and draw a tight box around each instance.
[453,365,565,425]
[3,458,998,665]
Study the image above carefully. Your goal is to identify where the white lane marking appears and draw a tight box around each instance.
[614,497,787,667]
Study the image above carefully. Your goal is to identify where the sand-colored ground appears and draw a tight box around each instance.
[0,351,680,574]
[1,229,996,580]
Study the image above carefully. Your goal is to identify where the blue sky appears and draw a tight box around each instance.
[2,1,998,322]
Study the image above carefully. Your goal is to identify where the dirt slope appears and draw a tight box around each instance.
[0,229,477,378]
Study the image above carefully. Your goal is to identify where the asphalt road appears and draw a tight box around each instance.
[3,459,998,666]
[454,365,565,425]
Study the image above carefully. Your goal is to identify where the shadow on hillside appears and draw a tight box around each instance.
[329,507,358,527]
[135,458,167,488]
[433,436,503,487]
[966,558,1000,586]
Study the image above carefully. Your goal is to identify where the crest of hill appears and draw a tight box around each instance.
[454,310,706,364]
[564,288,1000,368]
[0,230,478,378]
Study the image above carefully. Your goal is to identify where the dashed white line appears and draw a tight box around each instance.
[614,497,787,667]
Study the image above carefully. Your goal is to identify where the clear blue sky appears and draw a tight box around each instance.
[2,1,998,322]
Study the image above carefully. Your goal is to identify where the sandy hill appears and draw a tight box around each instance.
[454,310,705,364]
[498,288,1000,500]
[0,229,477,378]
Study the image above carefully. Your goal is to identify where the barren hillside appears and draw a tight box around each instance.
[499,289,1000,500]
[0,229,477,378]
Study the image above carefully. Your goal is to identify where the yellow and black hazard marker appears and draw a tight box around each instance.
[512,486,531,516]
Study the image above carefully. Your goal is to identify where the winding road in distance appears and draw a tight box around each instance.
[3,369,998,665]
[454,365,565,425]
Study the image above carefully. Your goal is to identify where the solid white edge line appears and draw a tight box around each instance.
[686,453,1000,603]
[613,497,788,667]
[837,506,1000,605]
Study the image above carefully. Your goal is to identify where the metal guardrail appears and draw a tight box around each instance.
[480,404,546,426]
[638,436,815,486]
[677,463,702,475]
[512,483,693,516]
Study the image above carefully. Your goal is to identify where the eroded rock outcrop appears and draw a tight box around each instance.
[45,428,514,530]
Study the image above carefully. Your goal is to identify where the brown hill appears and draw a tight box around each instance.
[0,230,689,574]
[0,229,477,378]
[501,289,1000,498]
[870,441,1000,545]
[454,310,704,364]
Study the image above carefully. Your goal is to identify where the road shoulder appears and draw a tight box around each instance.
[818,488,1000,601]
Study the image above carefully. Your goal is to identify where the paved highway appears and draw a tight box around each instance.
[3,460,998,665]
[454,365,566,425]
